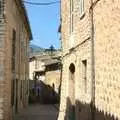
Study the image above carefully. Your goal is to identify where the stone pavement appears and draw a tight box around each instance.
[13,104,59,120]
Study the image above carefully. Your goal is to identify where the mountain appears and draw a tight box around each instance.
[29,43,44,53]
[29,44,61,57]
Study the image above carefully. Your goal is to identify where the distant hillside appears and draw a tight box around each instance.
[29,44,61,57]
[29,44,44,53]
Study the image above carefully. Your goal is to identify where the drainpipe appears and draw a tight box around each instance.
[59,61,63,99]
[59,0,62,102]
[90,0,95,120]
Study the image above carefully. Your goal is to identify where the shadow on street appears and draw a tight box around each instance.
[13,104,59,120]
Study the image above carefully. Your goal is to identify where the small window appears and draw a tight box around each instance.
[80,0,84,16]
[82,60,87,93]
[35,60,38,69]
[12,29,16,72]
[37,60,39,68]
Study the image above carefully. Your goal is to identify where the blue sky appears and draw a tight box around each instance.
[24,0,60,49]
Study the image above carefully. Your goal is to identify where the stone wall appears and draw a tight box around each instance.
[58,0,92,119]
[0,0,31,120]
[45,70,61,94]
[59,0,120,120]
[0,0,10,119]
[94,0,120,119]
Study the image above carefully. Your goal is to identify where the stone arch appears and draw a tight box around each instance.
[69,63,75,73]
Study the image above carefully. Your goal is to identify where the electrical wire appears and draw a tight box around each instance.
[23,0,60,5]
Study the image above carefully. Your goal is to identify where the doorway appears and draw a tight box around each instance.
[68,63,75,120]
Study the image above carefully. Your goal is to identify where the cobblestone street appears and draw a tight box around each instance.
[13,104,59,120]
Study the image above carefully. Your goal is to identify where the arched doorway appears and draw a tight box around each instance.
[68,63,75,120]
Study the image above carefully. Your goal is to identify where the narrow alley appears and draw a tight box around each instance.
[13,104,59,120]
[1,0,120,120]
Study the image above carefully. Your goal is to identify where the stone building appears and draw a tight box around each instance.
[29,56,45,82]
[58,0,120,120]
[0,0,32,120]
[45,59,61,94]
[29,48,61,103]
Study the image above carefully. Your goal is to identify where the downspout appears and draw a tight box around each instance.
[59,0,63,97]
[90,0,95,120]
[59,61,63,100]
[58,0,62,111]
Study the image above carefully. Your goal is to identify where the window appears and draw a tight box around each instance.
[11,29,16,72]
[70,0,74,33]
[35,60,38,69]
[11,79,15,106]
[82,60,87,93]
[20,80,23,100]
[0,1,2,15]
[0,62,4,80]
[0,1,3,16]
[80,0,84,16]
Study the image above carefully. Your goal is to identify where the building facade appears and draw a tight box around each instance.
[29,49,61,103]
[0,0,32,120]
[29,56,45,82]
[94,0,120,119]
[58,0,120,120]
[45,61,61,94]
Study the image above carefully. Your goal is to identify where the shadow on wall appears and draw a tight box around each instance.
[64,97,118,120]
[29,80,60,104]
